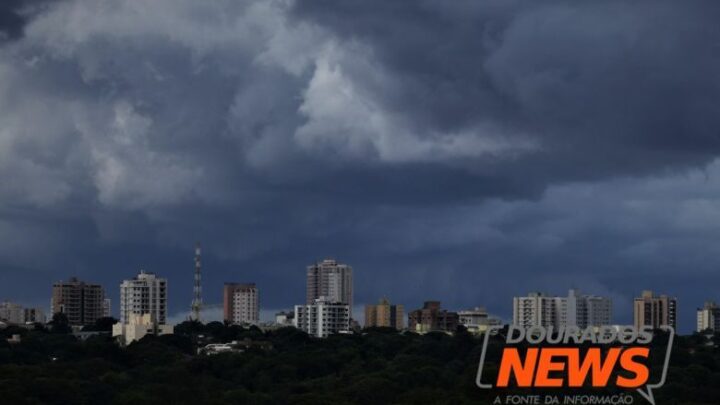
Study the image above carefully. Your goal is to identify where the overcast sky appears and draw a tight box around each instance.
[1,0,719,332]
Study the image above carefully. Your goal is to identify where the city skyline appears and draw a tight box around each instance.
[3,0,720,335]
[2,252,710,335]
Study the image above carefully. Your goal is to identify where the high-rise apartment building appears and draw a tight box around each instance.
[633,290,677,330]
[51,277,106,326]
[306,259,353,317]
[513,292,565,328]
[114,271,170,345]
[513,290,612,329]
[408,301,459,333]
[365,298,404,330]
[223,283,259,324]
[118,271,167,325]
[697,301,720,332]
[294,297,350,338]
[566,289,612,329]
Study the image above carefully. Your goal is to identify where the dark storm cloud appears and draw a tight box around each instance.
[0,0,57,41]
[291,0,720,192]
[1,0,719,332]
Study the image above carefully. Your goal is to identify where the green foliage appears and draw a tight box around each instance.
[0,326,718,404]
[82,317,118,332]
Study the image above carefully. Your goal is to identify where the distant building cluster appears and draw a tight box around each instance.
[512,289,612,329]
[6,248,720,342]
[0,301,45,325]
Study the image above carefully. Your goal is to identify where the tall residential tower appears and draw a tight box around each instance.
[633,290,677,330]
[51,277,106,326]
[114,270,171,345]
[306,259,353,317]
[223,283,259,324]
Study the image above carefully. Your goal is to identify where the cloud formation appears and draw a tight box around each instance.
[0,0,719,331]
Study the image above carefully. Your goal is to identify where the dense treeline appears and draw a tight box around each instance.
[0,321,719,404]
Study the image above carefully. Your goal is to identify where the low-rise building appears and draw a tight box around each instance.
[199,338,273,355]
[112,313,173,345]
[458,307,502,334]
[408,301,459,333]
[275,311,294,326]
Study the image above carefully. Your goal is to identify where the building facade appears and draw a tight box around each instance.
[294,297,350,338]
[365,298,404,330]
[223,283,259,324]
[306,259,353,317]
[275,311,294,326]
[23,307,46,324]
[103,298,112,318]
[51,277,106,326]
[566,289,612,329]
[0,302,23,324]
[114,271,170,345]
[697,301,720,332]
[513,292,565,328]
[118,271,167,325]
[513,290,612,329]
[458,307,502,334]
[633,290,677,330]
[407,301,459,333]
[112,313,173,346]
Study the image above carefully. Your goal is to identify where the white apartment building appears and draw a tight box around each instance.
[513,293,566,328]
[119,270,168,325]
[698,301,720,332]
[275,311,294,326]
[294,296,350,338]
[513,290,612,329]
[114,270,170,344]
[306,259,353,317]
[567,289,612,329]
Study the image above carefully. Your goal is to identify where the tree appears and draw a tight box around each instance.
[82,317,117,332]
[48,313,71,334]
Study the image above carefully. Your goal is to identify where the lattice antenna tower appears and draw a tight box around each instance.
[191,242,203,321]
